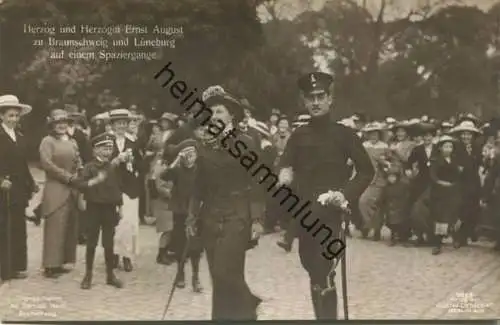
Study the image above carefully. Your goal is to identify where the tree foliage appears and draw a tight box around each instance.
[0,0,314,130]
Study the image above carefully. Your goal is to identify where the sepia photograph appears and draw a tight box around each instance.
[0,0,499,322]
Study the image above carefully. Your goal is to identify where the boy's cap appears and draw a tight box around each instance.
[168,138,198,158]
[91,132,115,148]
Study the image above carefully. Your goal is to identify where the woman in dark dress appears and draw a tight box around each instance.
[449,120,482,247]
[187,86,264,320]
[429,135,463,255]
[0,94,35,281]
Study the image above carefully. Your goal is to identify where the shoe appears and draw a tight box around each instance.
[470,233,478,242]
[431,247,441,255]
[113,254,119,269]
[122,257,133,272]
[361,229,369,238]
[453,241,461,249]
[175,273,186,289]
[55,267,72,274]
[43,268,61,279]
[106,274,124,288]
[78,236,87,245]
[80,273,92,290]
[11,272,27,280]
[276,241,292,253]
[192,277,203,293]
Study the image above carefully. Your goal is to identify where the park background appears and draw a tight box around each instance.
[2,0,500,155]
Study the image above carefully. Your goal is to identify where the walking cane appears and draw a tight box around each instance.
[4,183,12,284]
[161,234,191,320]
[340,214,349,320]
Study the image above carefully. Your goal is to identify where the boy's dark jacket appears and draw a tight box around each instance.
[73,158,123,205]
[379,179,410,225]
[160,165,196,214]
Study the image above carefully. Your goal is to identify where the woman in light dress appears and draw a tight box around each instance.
[358,121,390,240]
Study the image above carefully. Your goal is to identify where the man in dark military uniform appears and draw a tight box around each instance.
[277,72,374,319]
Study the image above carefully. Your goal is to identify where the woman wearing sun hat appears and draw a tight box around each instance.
[358,121,389,240]
[39,109,81,278]
[405,121,439,245]
[0,95,36,281]
[186,85,263,320]
[429,134,463,255]
[387,120,417,176]
[449,120,482,248]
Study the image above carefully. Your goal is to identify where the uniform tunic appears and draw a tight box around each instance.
[190,131,261,320]
[39,135,79,268]
[0,125,35,280]
[279,117,373,319]
[358,141,388,231]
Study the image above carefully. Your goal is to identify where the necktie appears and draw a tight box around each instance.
[466,144,472,155]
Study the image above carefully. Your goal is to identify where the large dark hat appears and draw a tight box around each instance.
[47,109,71,125]
[298,72,333,94]
[67,111,88,128]
[202,85,244,121]
[415,122,437,135]
[91,132,116,148]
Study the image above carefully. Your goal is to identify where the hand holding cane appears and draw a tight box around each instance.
[161,225,193,320]
[3,176,12,282]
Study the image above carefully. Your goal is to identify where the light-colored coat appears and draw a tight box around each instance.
[39,135,79,268]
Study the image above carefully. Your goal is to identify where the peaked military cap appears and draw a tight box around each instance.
[298,72,333,93]
[91,132,115,148]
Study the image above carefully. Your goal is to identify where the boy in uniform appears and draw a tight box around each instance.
[72,132,124,289]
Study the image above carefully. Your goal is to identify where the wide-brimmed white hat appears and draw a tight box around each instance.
[362,122,386,133]
[391,120,413,130]
[249,121,271,138]
[436,135,457,146]
[160,112,178,122]
[0,94,32,116]
[385,117,396,124]
[109,108,132,122]
[338,118,356,129]
[449,120,481,134]
[297,114,311,122]
[91,112,110,121]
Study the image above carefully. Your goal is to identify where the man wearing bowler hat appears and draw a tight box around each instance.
[277,72,374,319]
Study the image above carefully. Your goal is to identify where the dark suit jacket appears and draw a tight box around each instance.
[69,128,92,164]
[454,141,482,194]
[407,143,436,183]
[112,135,143,199]
[0,126,35,206]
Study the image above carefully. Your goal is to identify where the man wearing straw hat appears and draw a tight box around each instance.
[0,95,36,281]
[449,120,483,247]
[109,108,143,272]
[277,72,374,319]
